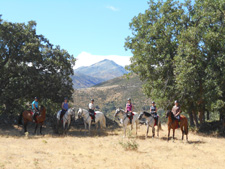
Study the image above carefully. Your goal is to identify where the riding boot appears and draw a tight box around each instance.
[93,116,95,123]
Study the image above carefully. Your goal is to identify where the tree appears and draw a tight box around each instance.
[125,0,225,127]
[0,16,76,114]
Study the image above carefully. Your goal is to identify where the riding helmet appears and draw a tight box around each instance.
[64,97,68,100]
[91,99,94,101]
[127,98,131,101]
[152,101,155,104]
[174,100,179,103]
[34,97,38,99]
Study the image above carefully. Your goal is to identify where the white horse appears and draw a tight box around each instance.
[77,108,106,134]
[56,107,76,134]
[114,108,139,137]
[138,111,162,139]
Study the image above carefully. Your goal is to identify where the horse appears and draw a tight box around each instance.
[18,105,46,135]
[138,111,162,139]
[114,108,139,137]
[77,108,106,134]
[56,107,76,134]
[166,110,188,141]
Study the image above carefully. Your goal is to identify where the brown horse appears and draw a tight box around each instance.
[166,110,188,141]
[18,105,46,134]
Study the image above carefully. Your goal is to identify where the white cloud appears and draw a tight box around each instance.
[106,5,119,11]
[74,52,131,69]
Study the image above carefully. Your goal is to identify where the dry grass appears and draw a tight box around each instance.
[0,124,224,169]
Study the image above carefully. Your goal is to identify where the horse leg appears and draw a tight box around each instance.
[168,127,170,141]
[136,121,137,136]
[181,126,184,140]
[63,121,66,135]
[34,123,38,135]
[146,124,149,139]
[173,129,175,140]
[24,121,27,133]
[157,124,159,137]
[152,126,155,138]
[40,123,43,135]
[123,124,126,137]
[88,122,91,134]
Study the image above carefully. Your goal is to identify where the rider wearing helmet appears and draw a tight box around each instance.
[61,97,69,120]
[89,99,95,122]
[150,101,158,124]
[32,97,39,122]
[150,101,157,116]
[125,98,133,124]
[172,100,181,126]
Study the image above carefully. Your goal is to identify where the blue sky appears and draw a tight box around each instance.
[0,0,187,68]
[1,0,151,67]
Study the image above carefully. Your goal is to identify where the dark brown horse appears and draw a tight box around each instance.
[18,105,46,134]
[166,110,188,141]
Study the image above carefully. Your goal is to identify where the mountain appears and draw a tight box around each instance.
[73,74,150,117]
[71,73,105,89]
[72,59,129,89]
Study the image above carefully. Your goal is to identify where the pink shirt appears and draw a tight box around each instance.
[126,103,132,112]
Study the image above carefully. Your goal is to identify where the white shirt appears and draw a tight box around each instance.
[89,103,95,110]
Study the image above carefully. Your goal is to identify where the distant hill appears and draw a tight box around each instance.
[73,74,153,118]
[72,59,129,89]
[71,73,105,89]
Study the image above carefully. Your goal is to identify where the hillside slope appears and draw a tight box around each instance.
[73,74,152,118]
[71,73,104,89]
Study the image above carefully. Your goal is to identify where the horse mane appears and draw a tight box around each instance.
[143,111,151,117]
[167,110,176,120]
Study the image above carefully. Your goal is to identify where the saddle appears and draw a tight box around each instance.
[172,116,183,129]
[126,112,134,120]
[89,112,96,120]
[154,115,159,126]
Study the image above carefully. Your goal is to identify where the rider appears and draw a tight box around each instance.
[89,99,95,122]
[61,97,69,120]
[125,98,133,124]
[32,97,39,122]
[172,100,181,127]
[150,101,158,123]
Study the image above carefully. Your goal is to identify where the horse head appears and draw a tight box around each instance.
[68,107,76,118]
[77,108,83,118]
[40,105,46,114]
[114,108,121,118]
[138,112,144,120]
[166,110,172,118]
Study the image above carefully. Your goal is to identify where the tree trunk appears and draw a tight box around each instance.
[193,111,199,128]
[189,111,195,127]
[206,110,210,120]
[188,109,194,127]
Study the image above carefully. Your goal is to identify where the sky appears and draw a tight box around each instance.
[0,0,152,68]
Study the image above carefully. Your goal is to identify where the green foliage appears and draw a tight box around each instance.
[125,0,225,125]
[119,139,139,151]
[0,16,76,115]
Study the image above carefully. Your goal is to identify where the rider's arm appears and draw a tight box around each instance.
[62,102,65,110]
[33,104,37,111]
[176,108,181,116]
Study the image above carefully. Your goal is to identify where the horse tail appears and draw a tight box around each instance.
[184,118,188,135]
[101,114,106,128]
[18,111,23,125]
[158,120,163,131]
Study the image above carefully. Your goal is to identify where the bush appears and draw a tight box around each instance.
[119,139,139,151]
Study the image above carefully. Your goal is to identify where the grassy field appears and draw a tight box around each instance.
[0,122,224,169]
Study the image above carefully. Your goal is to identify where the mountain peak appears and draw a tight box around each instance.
[72,59,129,88]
